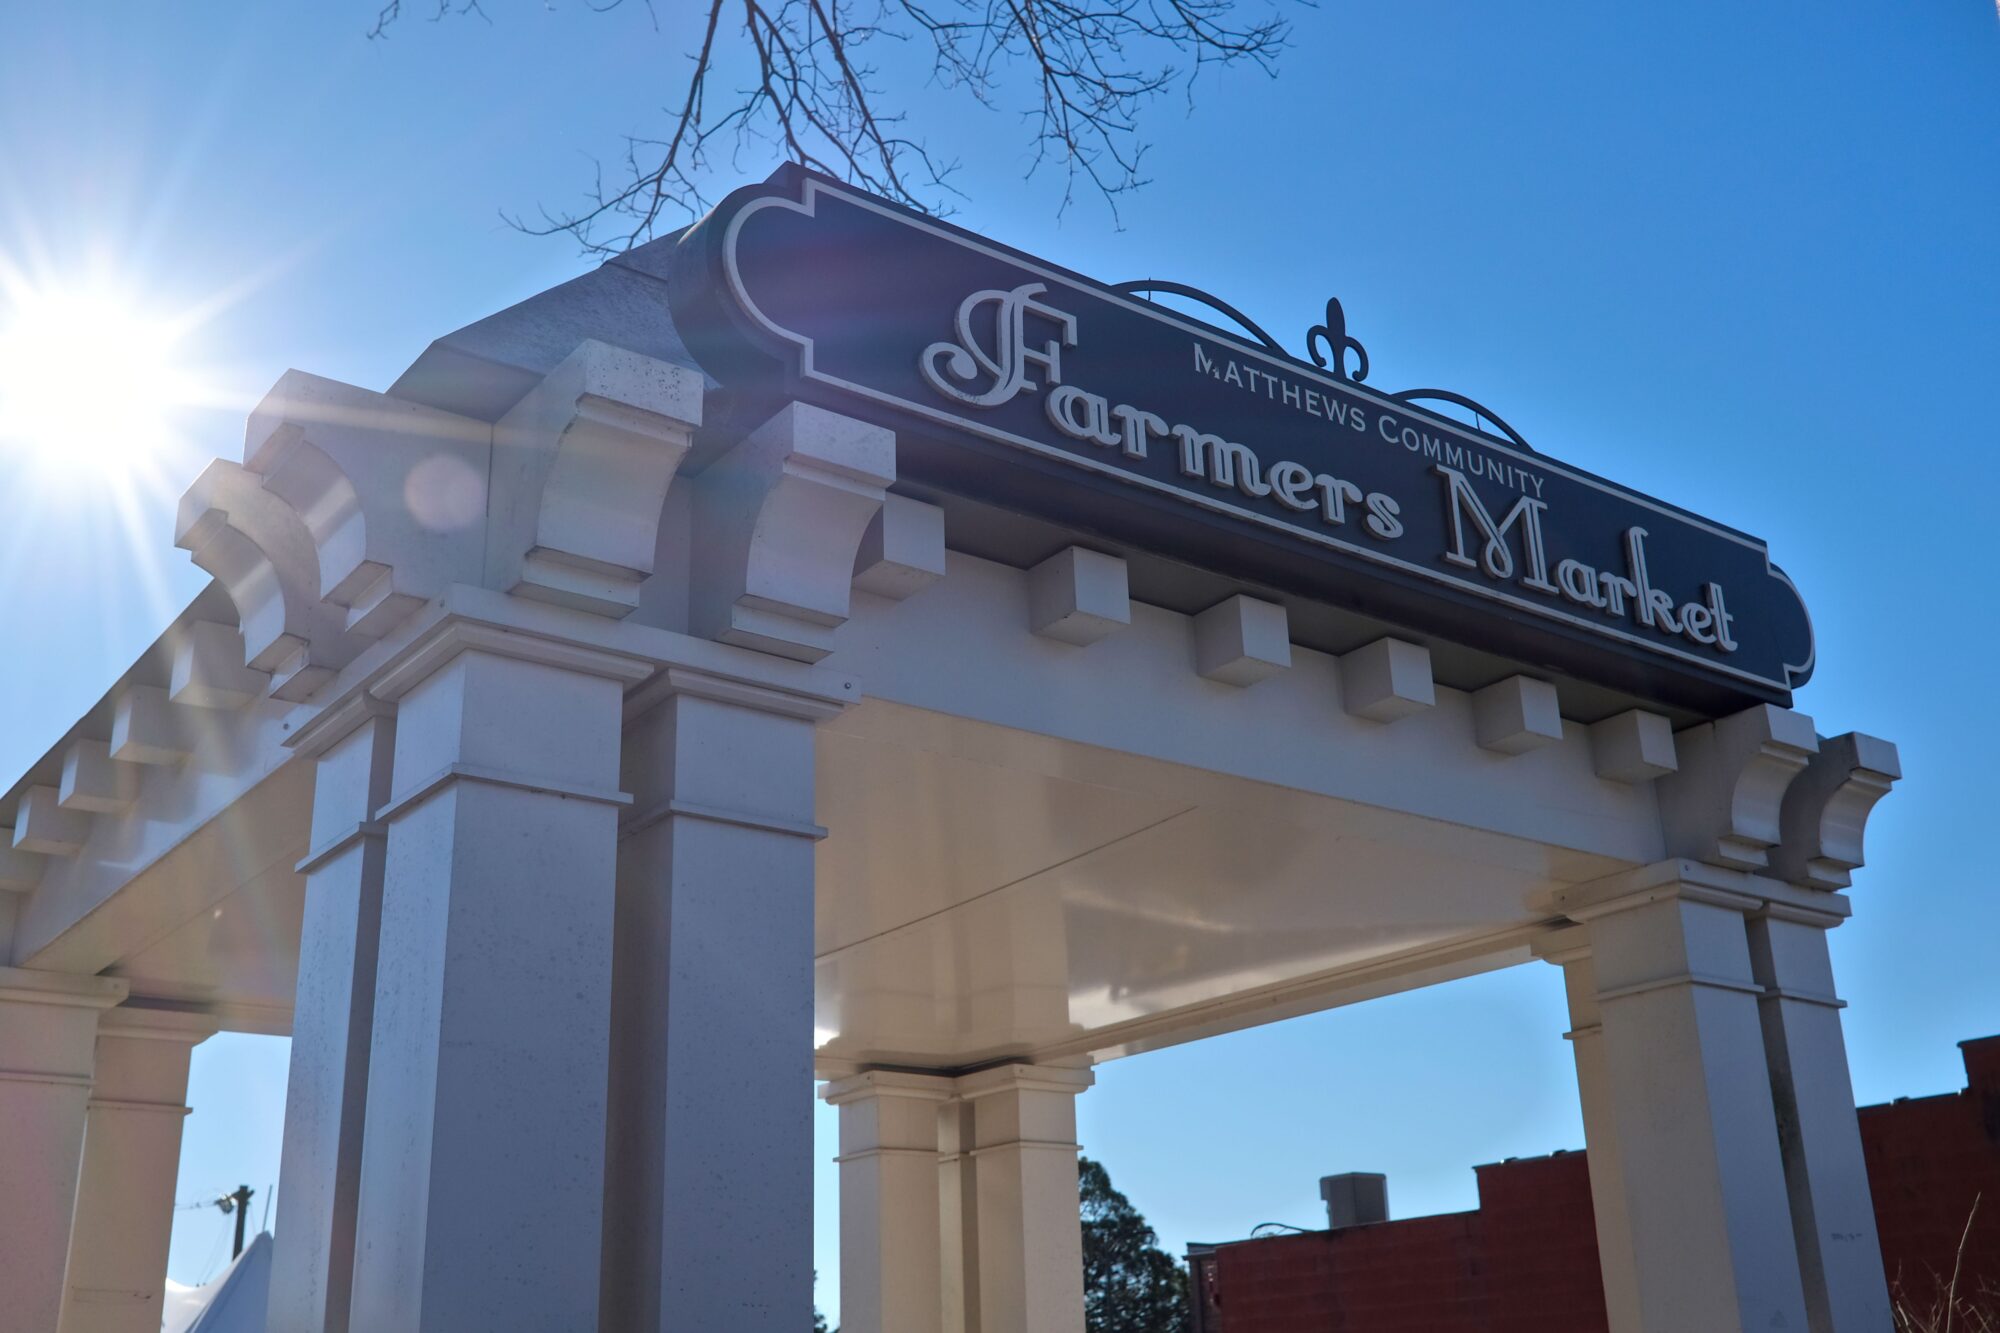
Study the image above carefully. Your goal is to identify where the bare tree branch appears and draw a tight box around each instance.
[372,0,1292,253]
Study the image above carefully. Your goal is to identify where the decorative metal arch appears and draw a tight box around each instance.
[1110,280,1289,359]
[1387,388,1534,453]
[1115,280,1535,454]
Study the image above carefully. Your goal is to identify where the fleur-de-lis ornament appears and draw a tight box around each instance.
[1306,298,1370,383]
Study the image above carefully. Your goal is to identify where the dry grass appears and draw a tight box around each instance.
[1893,1285,2000,1333]
[1893,1196,1997,1333]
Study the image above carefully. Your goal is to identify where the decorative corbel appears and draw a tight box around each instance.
[245,369,491,641]
[1768,732,1901,890]
[1656,703,1819,871]
[491,340,704,617]
[252,423,419,638]
[690,401,895,662]
[175,460,352,700]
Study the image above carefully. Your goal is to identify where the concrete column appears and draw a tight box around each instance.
[601,676,833,1333]
[0,966,127,1332]
[1555,860,1811,1333]
[938,1099,980,1333]
[1747,898,1892,1333]
[823,1070,956,1333]
[1533,929,1641,1333]
[59,1009,211,1333]
[345,635,648,1333]
[269,697,395,1333]
[954,1063,1093,1333]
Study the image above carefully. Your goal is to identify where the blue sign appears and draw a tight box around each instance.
[669,165,1815,712]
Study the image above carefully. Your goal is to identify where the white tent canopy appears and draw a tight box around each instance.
[162,1232,271,1333]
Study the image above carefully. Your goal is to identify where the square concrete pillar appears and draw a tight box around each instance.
[345,637,647,1333]
[59,1009,211,1333]
[602,675,836,1333]
[0,966,127,1333]
[269,699,396,1333]
[954,1063,1094,1333]
[1555,862,1811,1333]
[823,1070,957,1333]
[1748,901,1892,1333]
[1534,928,1641,1333]
[937,1100,980,1333]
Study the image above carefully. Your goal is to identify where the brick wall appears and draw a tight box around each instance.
[1200,1152,1604,1332]
[1862,1037,2000,1317]
[1198,1035,2000,1333]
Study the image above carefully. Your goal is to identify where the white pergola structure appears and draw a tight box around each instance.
[0,190,1902,1333]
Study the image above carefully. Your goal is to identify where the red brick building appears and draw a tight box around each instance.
[1189,1036,2000,1332]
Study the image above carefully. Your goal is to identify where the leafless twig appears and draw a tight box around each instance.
[369,0,1292,252]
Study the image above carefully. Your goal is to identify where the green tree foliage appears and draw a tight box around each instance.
[1080,1156,1191,1333]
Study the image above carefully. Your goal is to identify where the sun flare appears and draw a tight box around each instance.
[0,280,200,476]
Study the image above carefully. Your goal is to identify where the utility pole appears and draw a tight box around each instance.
[213,1185,254,1259]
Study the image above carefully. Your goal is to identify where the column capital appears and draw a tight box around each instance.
[1554,859,1850,929]
[821,1069,957,1107]
[289,585,860,750]
[97,1002,218,1045]
[0,965,128,1011]
[285,687,395,758]
[1554,859,1766,921]
[367,616,656,703]
[623,664,851,727]
[951,1062,1095,1101]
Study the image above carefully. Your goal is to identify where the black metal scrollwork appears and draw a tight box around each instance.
[1115,280,1533,452]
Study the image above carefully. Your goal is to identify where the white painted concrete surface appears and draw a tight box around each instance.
[0,246,1914,1333]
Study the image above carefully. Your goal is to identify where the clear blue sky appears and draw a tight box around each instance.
[2,1,1995,1319]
